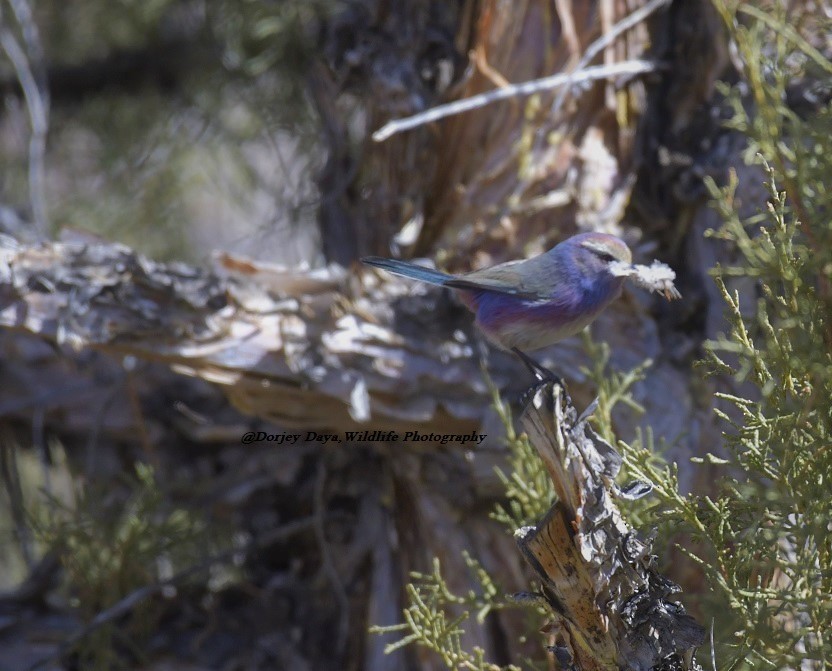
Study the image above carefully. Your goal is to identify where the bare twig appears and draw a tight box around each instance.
[0,439,35,568]
[32,405,51,497]
[0,0,50,237]
[123,357,159,468]
[84,381,122,479]
[314,455,350,655]
[554,0,580,64]
[710,618,717,671]
[372,59,659,142]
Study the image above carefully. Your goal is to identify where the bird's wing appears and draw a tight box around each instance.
[444,260,552,300]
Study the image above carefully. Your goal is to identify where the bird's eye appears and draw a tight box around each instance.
[597,251,617,263]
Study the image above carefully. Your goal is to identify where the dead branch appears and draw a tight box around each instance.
[0,236,507,435]
[372,59,659,142]
[517,382,705,671]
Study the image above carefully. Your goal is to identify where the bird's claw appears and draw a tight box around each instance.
[511,347,564,386]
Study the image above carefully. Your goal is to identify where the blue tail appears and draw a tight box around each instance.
[362,256,454,286]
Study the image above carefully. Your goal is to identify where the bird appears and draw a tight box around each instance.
[362,232,650,380]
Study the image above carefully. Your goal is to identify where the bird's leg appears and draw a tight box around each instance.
[510,347,564,386]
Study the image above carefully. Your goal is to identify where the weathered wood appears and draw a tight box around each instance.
[518,382,705,671]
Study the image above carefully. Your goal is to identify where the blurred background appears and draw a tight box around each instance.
[0,0,328,264]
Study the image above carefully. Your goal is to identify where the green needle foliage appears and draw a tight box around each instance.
[695,163,831,666]
[369,553,523,671]
[625,3,832,667]
[579,331,651,444]
[490,379,556,530]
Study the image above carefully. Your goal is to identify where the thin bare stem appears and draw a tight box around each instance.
[372,59,659,142]
[0,0,50,238]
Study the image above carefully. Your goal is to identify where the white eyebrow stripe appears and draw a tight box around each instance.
[580,241,613,254]
[580,240,633,264]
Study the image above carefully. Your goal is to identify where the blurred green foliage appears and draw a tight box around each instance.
[34,0,178,58]
[0,437,74,589]
[213,0,334,80]
[32,462,233,670]
[2,0,331,261]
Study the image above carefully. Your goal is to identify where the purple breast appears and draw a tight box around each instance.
[469,280,622,351]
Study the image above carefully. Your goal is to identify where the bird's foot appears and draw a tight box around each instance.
[511,348,564,386]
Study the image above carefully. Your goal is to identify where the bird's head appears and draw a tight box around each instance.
[568,232,682,301]
[568,232,632,279]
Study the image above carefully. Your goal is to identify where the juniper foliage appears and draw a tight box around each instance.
[625,1,832,666]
